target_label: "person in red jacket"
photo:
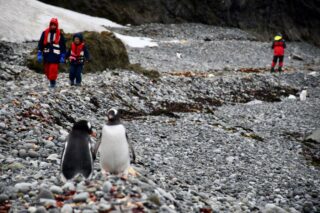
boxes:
[66,33,90,86]
[37,18,66,88]
[271,33,286,73]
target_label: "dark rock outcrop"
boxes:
[39,0,320,45]
[303,128,320,166]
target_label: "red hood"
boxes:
[49,18,59,29]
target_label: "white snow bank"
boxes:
[246,99,263,105]
[114,33,158,48]
[0,0,158,48]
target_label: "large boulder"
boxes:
[40,0,320,45]
[27,31,129,73]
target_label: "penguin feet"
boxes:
[128,166,138,177]
[119,167,138,180]
[60,174,67,183]
[101,169,109,178]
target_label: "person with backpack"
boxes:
[37,18,66,88]
[271,33,286,73]
[66,33,90,86]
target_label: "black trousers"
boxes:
[272,55,284,67]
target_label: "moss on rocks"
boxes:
[126,63,160,80]
[27,31,129,73]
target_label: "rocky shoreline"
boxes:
[1,24,320,212]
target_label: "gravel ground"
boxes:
[1,24,320,212]
[110,23,320,72]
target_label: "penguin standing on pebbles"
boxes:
[61,120,96,180]
[95,108,136,175]
[300,87,308,101]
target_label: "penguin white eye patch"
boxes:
[108,108,118,115]
[87,122,91,130]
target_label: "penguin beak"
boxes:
[91,131,97,137]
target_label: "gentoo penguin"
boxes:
[61,120,96,180]
[95,108,136,175]
[299,88,307,101]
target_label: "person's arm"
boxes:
[59,33,66,54]
[283,40,286,49]
[271,41,275,49]
[38,32,45,51]
[65,49,71,59]
[84,45,90,61]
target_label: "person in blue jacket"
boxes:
[66,33,90,86]
[37,18,66,88]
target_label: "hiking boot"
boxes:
[278,67,282,73]
[49,80,56,88]
[271,67,275,73]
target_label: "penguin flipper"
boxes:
[92,140,101,160]
[126,133,136,163]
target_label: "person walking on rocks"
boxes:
[66,33,90,86]
[271,33,286,73]
[37,18,66,88]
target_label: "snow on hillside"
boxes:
[0,0,157,48]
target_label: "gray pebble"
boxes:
[73,192,89,202]
[98,203,112,211]
[37,188,55,200]
[14,182,32,193]
[19,149,28,158]
[28,149,40,158]
[0,194,9,203]
[61,204,73,213]
[49,185,63,194]
[102,181,112,193]
[62,182,75,192]
[35,206,48,213]
[302,202,314,213]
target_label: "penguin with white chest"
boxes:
[61,120,96,180]
[95,109,136,175]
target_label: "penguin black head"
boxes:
[72,120,94,135]
[107,108,121,124]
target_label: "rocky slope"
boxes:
[111,23,320,72]
[39,0,320,45]
[1,24,320,212]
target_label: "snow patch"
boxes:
[287,95,297,100]
[0,0,158,48]
[114,33,158,48]
[246,99,263,105]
